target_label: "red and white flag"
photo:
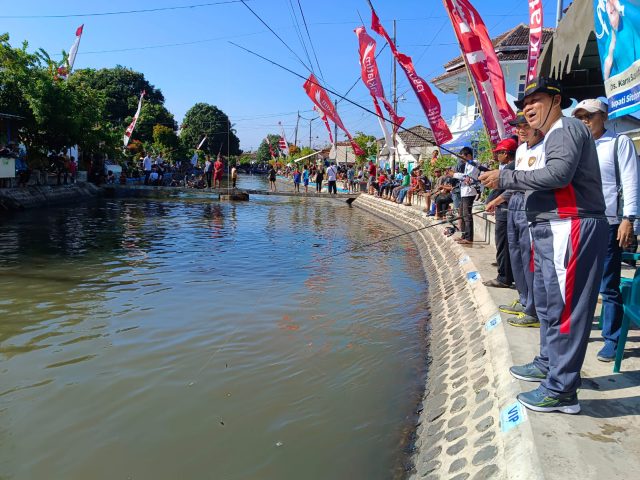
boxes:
[355,26,405,132]
[123,90,145,147]
[443,0,514,143]
[196,135,207,149]
[370,9,452,146]
[67,24,84,73]
[313,105,334,144]
[277,121,290,156]
[303,74,366,157]
[526,0,543,83]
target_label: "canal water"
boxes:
[0,177,430,480]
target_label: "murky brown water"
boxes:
[0,180,429,479]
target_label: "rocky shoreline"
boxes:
[353,194,540,480]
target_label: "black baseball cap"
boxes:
[514,76,572,109]
[508,110,527,126]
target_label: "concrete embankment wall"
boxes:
[0,183,100,211]
[353,195,542,480]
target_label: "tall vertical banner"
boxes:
[123,91,145,147]
[303,74,366,156]
[67,24,84,72]
[369,8,453,145]
[443,0,514,143]
[527,0,543,82]
[354,26,400,151]
[594,0,640,118]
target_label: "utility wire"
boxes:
[240,0,314,75]
[0,0,247,19]
[286,0,315,76]
[297,0,326,81]
[228,40,470,160]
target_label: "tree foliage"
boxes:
[256,134,281,163]
[352,131,377,164]
[180,103,240,157]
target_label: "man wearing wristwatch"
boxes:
[573,99,640,362]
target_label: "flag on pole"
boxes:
[313,105,334,144]
[277,121,290,156]
[197,135,207,150]
[355,26,405,131]
[369,7,452,146]
[442,0,514,143]
[67,25,84,73]
[123,91,145,147]
[526,0,543,83]
[303,73,366,156]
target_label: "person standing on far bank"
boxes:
[327,162,338,194]
[572,98,639,362]
[268,165,277,192]
[480,77,608,414]
[453,146,479,245]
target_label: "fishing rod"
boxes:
[228,41,469,162]
[319,215,461,260]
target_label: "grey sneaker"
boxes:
[509,362,546,382]
[507,313,540,328]
[499,299,525,315]
[517,386,580,414]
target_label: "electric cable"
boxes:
[296,0,326,81]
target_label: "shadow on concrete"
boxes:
[580,395,640,418]
[581,370,640,392]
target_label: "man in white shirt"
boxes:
[573,98,640,362]
[453,146,480,245]
[142,153,152,185]
[326,162,338,194]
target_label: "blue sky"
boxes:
[2,0,563,151]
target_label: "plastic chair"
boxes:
[614,252,640,372]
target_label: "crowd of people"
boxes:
[275,161,363,194]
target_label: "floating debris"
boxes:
[275,441,283,447]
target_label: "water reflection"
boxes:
[0,188,429,480]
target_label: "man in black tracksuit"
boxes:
[480,77,607,414]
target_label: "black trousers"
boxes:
[328,180,337,194]
[205,171,212,188]
[460,196,474,241]
[495,208,513,284]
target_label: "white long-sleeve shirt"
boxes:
[595,130,639,225]
[453,160,480,197]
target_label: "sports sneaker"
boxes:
[499,299,525,315]
[517,386,580,414]
[509,362,546,382]
[597,342,616,362]
[507,313,540,328]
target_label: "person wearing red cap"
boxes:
[483,138,517,289]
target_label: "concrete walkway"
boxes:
[367,194,640,479]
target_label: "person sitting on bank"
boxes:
[106,170,116,184]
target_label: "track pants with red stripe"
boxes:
[530,217,608,396]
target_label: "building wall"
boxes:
[449,61,527,136]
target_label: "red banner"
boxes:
[370,10,452,146]
[527,0,543,83]
[303,74,366,156]
[443,0,514,143]
[313,105,334,144]
[355,26,405,131]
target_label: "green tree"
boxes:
[180,103,240,157]
[352,131,377,164]
[152,124,181,160]
[256,134,281,163]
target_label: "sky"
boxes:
[2,0,565,152]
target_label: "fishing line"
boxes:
[227,41,470,161]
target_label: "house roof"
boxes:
[432,24,555,86]
[377,125,436,148]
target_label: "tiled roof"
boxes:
[376,125,435,148]
[433,24,555,84]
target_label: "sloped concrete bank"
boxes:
[0,183,100,211]
[353,195,542,480]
